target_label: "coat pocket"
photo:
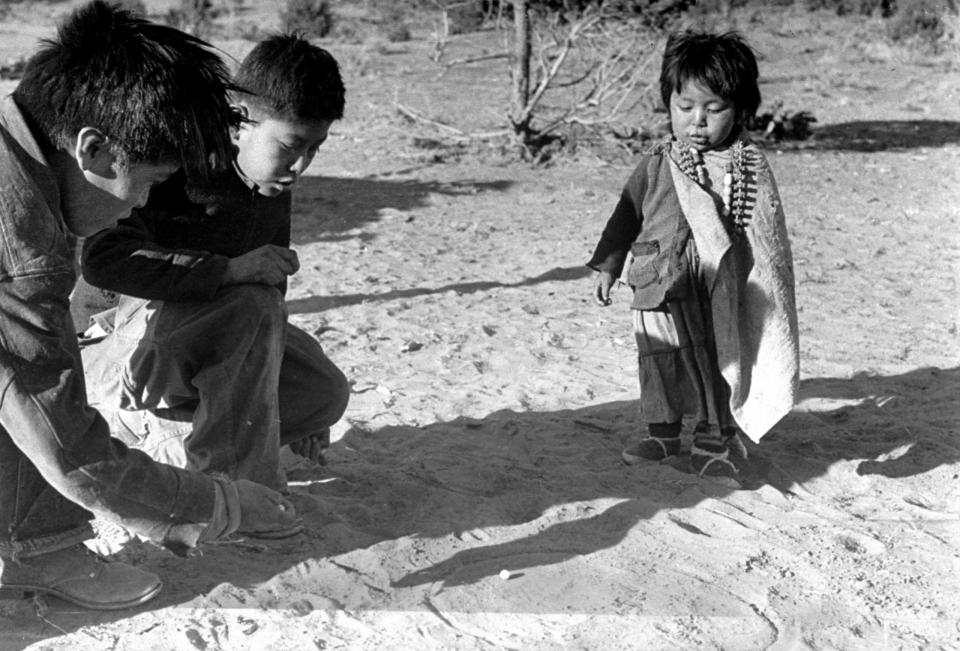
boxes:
[626,240,660,289]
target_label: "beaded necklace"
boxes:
[673,139,752,235]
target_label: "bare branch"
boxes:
[395,102,509,142]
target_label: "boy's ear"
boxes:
[232,102,250,120]
[231,102,250,141]
[74,127,116,175]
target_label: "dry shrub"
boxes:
[941,8,960,59]
[887,0,958,46]
[801,0,895,16]
[376,2,414,41]
[281,0,334,38]
[109,0,148,17]
[164,0,218,37]
[446,2,487,33]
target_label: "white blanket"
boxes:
[668,143,799,442]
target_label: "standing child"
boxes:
[588,31,799,482]
[78,35,350,491]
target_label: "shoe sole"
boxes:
[0,581,162,611]
[240,522,305,540]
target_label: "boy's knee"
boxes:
[329,364,350,420]
[218,284,283,313]
[310,359,350,425]
[216,285,285,333]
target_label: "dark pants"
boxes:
[633,245,734,430]
[0,275,215,559]
[82,285,350,490]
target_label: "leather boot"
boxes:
[0,544,161,610]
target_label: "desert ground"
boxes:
[1,1,959,649]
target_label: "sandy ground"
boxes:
[1,2,960,649]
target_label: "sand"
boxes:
[1,2,959,649]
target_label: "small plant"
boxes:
[802,0,895,16]
[164,0,217,38]
[746,102,817,141]
[447,1,487,33]
[887,0,957,45]
[280,0,334,38]
[109,0,148,17]
[378,3,413,42]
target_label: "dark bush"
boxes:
[281,0,334,38]
[377,3,414,41]
[802,0,896,16]
[447,2,488,33]
[164,0,217,37]
[887,0,956,41]
[109,0,148,17]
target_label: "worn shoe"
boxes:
[239,522,304,540]
[0,544,161,610]
[622,435,682,464]
[690,427,748,482]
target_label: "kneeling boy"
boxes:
[0,2,297,611]
[79,35,350,490]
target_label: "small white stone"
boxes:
[499,569,511,581]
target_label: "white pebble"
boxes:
[499,569,511,581]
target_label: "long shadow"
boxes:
[4,366,954,644]
[286,265,592,314]
[289,175,514,244]
[781,120,960,152]
[384,367,959,590]
[768,365,960,480]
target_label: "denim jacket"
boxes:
[0,96,218,556]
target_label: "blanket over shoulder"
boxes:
[668,143,799,442]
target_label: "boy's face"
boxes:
[233,108,331,197]
[669,80,737,152]
[61,128,176,236]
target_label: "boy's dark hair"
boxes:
[233,34,345,123]
[12,0,235,176]
[659,30,761,120]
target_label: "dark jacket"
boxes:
[0,96,216,556]
[81,167,291,302]
[587,143,692,309]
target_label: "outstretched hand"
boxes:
[224,244,300,286]
[234,479,299,535]
[593,270,615,306]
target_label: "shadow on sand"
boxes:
[290,175,515,244]
[286,265,592,314]
[779,119,960,152]
[3,366,955,644]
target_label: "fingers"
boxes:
[235,479,299,530]
[262,245,299,276]
[593,274,613,306]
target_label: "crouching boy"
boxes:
[79,34,351,491]
[0,1,298,611]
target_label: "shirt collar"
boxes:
[0,95,51,167]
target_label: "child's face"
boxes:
[61,128,177,236]
[669,80,738,152]
[233,108,331,197]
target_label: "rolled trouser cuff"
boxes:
[0,522,94,561]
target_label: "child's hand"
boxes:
[593,271,615,306]
[224,245,300,286]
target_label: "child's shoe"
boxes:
[690,424,747,481]
[622,422,682,464]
